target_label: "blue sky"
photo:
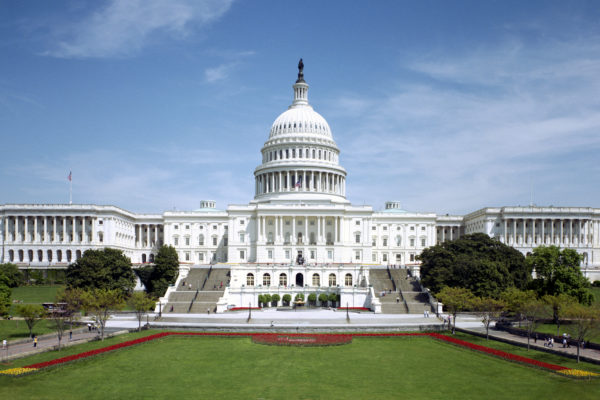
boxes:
[1,0,599,214]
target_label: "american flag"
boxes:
[295,179,302,188]
[68,171,72,182]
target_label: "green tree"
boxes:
[48,306,69,351]
[16,304,46,338]
[318,293,328,307]
[527,246,593,305]
[81,288,125,340]
[263,294,272,307]
[419,233,530,298]
[500,287,537,327]
[308,293,317,306]
[328,292,338,307]
[0,263,23,287]
[0,282,11,318]
[294,293,305,303]
[258,294,265,307]
[271,293,281,307]
[437,287,475,334]
[282,294,292,305]
[542,293,577,336]
[66,248,135,296]
[147,245,179,297]
[521,299,549,351]
[56,287,85,327]
[129,291,156,332]
[473,297,505,340]
[563,303,600,363]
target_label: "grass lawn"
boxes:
[0,319,66,340]
[1,332,599,399]
[591,287,600,305]
[9,285,65,314]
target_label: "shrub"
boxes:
[318,293,328,306]
[258,294,265,306]
[264,294,272,307]
[328,292,338,307]
[308,293,317,306]
[271,293,281,306]
[282,294,292,305]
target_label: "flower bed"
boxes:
[336,307,371,312]
[228,307,262,311]
[1,332,597,379]
[252,333,352,347]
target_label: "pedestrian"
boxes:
[69,330,73,341]
[33,336,38,348]
[549,337,553,348]
[424,309,427,318]
[170,305,174,312]
[182,280,186,287]
[220,281,223,288]
[562,337,567,348]
[188,283,192,290]
[396,296,400,303]
[87,323,91,332]
[207,308,210,315]
[534,333,538,343]
[2,339,6,349]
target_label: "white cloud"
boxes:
[335,39,600,213]
[205,63,236,83]
[44,0,234,58]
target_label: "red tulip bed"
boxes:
[252,333,353,346]
[336,307,371,312]
[2,332,598,378]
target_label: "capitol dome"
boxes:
[253,60,347,204]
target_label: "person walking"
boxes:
[69,330,73,341]
[33,336,38,348]
[2,339,6,350]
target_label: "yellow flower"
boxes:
[557,369,600,378]
[0,367,38,376]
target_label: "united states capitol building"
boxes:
[1,62,599,311]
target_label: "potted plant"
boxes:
[271,293,281,307]
[308,293,317,307]
[318,293,328,307]
[328,292,338,308]
[282,294,292,306]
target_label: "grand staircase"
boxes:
[164,267,230,314]
[370,267,431,314]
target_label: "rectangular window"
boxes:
[310,250,315,259]
[240,220,245,225]
[174,225,179,230]
[212,237,217,246]
[410,253,415,262]
[185,225,190,230]
[421,226,426,231]
[240,250,245,260]
[410,226,414,231]
[285,250,290,259]
[240,233,245,242]
[355,251,360,260]
[410,238,415,247]
[421,238,426,247]
[355,234,360,244]
[213,225,217,230]
[198,253,204,261]
[174,237,179,246]
[355,220,360,225]
[372,253,377,262]
[268,250,273,259]
[185,252,190,261]
[185,237,190,246]
[327,250,333,259]
[372,226,376,230]
[383,226,387,230]
[99,220,103,225]
[383,238,388,246]
[383,253,388,262]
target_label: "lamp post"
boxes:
[346,301,350,323]
[247,302,252,322]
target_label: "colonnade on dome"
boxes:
[255,170,345,197]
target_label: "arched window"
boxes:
[142,254,147,263]
[329,273,336,286]
[279,273,287,286]
[57,250,62,262]
[66,250,72,262]
[18,250,24,262]
[396,236,402,246]
[263,273,271,287]
[345,273,353,286]
[47,250,52,262]
[312,273,320,286]
[149,254,155,262]
[198,234,204,246]
[246,273,254,286]
[38,250,43,262]
[8,250,14,262]
[76,250,82,260]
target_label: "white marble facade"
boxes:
[1,66,599,294]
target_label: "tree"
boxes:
[263,294,272,307]
[328,292,338,308]
[419,233,530,298]
[500,287,537,327]
[16,304,46,338]
[473,297,505,340]
[48,306,70,351]
[81,288,125,340]
[66,248,135,296]
[257,294,265,307]
[271,293,281,307]
[527,246,593,305]
[129,291,155,332]
[563,303,600,362]
[0,263,23,287]
[521,299,549,351]
[146,245,180,298]
[308,293,317,306]
[542,293,577,336]
[318,293,328,307]
[282,294,292,306]
[294,293,305,303]
[0,282,12,318]
[57,287,85,328]
[437,287,475,334]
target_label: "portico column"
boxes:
[512,219,516,244]
[292,217,296,244]
[90,217,95,244]
[504,220,507,243]
[62,218,66,243]
[522,218,525,245]
[304,216,308,244]
[579,220,582,246]
[53,216,57,243]
[43,217,48,243]
[317,216,321,243]
[569,219,573,244]
[532,219,536,245]
[72,216,76,243]
[551,219,554,244]
[81,217,86,243]
[541,219,544,245]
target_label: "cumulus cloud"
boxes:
[44,0,233,58]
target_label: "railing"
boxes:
[201,265,213,291]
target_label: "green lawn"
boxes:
[535,323,600,343]
[10,285,64,304]
[0,319,65,340]
[1,332,599,399]
[591,287,600,305]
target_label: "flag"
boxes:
[295,179,302,188]
[68,171,72,182]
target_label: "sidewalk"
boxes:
[455,317,600,363]
[1,328,107,362]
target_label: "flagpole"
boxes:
[69,179,72,205]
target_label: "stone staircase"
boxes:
[369,269,407,314]
[164,266,229,314]
[390,268,432,314]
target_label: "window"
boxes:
[372,226,376,231]
[372,253,377,262]
[355,220,360,225]
[421,226,426,231]
[410,226,414,231]
[279,273,287,286]
[397,226,401,231]
[383,226,387,231]
[174,236,179,246]
[310,250,315,259]
[327,250,333,259]
[240,250,245,260]
[185,252,190,261]
[212,237,217,246]
[99,220,103,225]
[198,253,204,262]
[421,238,426,247]
[329,274,336,286]
[410,238,415,247]
[246,273,254,286]
[239,233,245,243]
[345,274,353,286]
[383,253,388,262]
[199,235,204,246]
[312,273,320,286]
[396,236,402,246]
[268,250,273,259]
[174,225,179,230]
[185,237,190,246]
[240,220,245,225]
[355,251,361,260]
[372,238,376,246]
[185,225,190,230]
[213,225,217,230]
[410,254,415,262]
[285,249,291,259]
[355,234,361,244]
[263,273,271,287]
[383,238,388,246]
